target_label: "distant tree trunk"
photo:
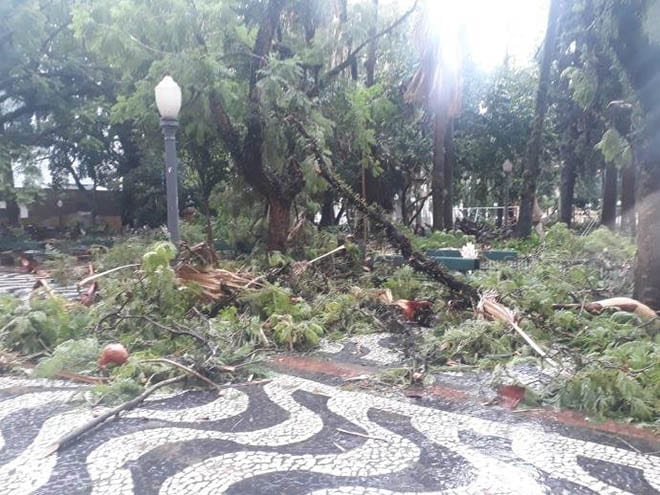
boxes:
[201,198,214,247]
[601,163,618,228]
[400,183,409,225]
[1,164,19,226]
[620,162,635,234]
[431,113,448,231]
[365,0,378,87]
[319,190,336,227]
[611,2,660,308]
[267,196,291,252]
[517,0,561,237]
[443,119,455,230]
[559,157,577,226]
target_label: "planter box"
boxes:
[483,250,518,261]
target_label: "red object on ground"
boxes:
[98,343,129,368]
[497,385,526,409]
[394,299,433,321]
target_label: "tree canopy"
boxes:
[2,0,660,304]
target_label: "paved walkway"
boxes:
[0,271,659,494]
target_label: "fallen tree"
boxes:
[292,119,480,305]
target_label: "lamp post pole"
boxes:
[502,159,513,228]
[161,118,180,245]
[155,76,182,246]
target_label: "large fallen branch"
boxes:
[292,120,479,305]
[44,375,185,457]
[552,297,657,320]
[479,293,559,368]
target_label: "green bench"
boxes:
[377,254,479,272]
[483,250,518,261]
[376,249,517,272]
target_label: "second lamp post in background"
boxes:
[502,159,513,228]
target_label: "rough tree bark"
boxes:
[607,100,635,235]
[431,114,448,231]
[620,162,635,235]
[611,1,660,308]
[557,87,581,226]
[443,120,455,230]
[517,0,562,237]
[559,153,577,226]
[601,162,618,229]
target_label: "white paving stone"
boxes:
[0,374,657,495]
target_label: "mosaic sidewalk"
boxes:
[0,374,658,495]
[0,271,79,300]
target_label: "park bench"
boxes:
[376,249,518,272]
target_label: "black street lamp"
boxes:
[502,159,513,228]
[154,76,182,245]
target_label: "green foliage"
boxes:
[34,338,100,378]
[561,66,597,109]
[92,378,145,404]
[241,285,306,319]
[95,235,161,270]
[179,221,208,244]
[427,319,516,365]
[595,128,632,167]
[142,242,176,273]
[313,290,374,334]
[268,314,324,350]
[559,355,658,422]
[240,284,322,350]
[382,266,423,300]
[0,297,93,354]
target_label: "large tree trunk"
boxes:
[620,162,635,235]
[601,162,618,228]
[431,113,448,231]
[611,2,660,308]
[517,0,561,237]
[443,119,455,230]
[267,196,291,252]
[557,101,580,226]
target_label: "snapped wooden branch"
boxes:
[44,375,185,457]
[552,297,657,319]
[478,293,559,368]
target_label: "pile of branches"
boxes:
[175,242,262,301]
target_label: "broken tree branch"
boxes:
[316,0,418,92]
[479,294,559,368]
[77,264,140,287]
[552,297,657,319]
[44,375,185,456]
[291,118,479,304]
[140,358,221,390]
